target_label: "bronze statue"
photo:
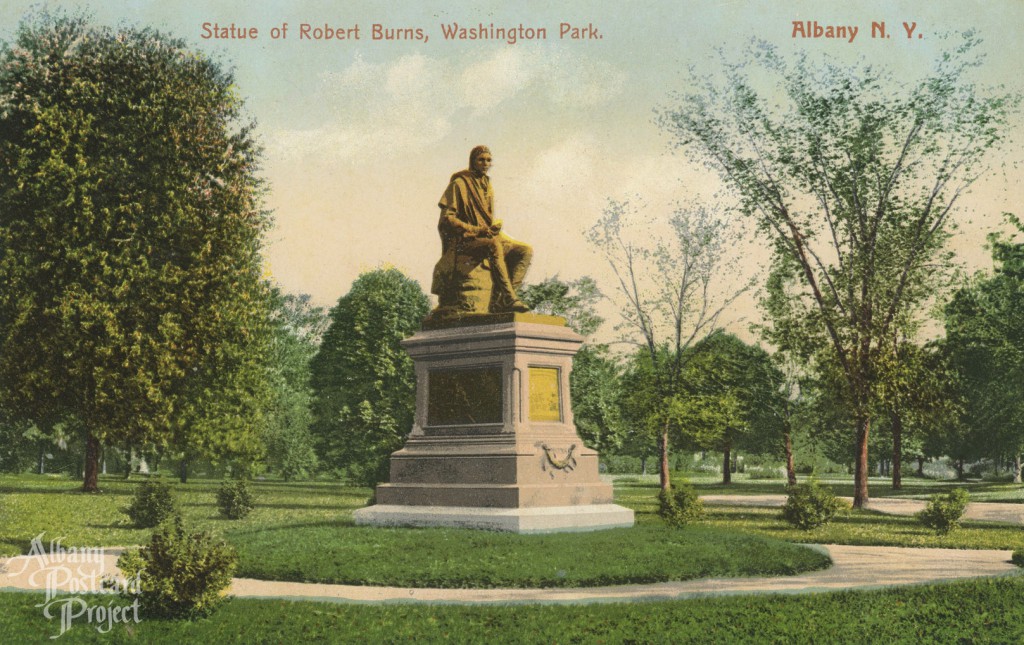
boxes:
[430,146,532,316]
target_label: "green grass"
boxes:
[229,523,829,588]
[4,576,1024,643]
[617,480,1024,551]
[0,474,830,588]
[662,473,1024,503]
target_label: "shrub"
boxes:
[657,480,704,528]
[217,479,255,520]
[1012,549,1024,568]
[917,489,970,535]
[781,480,845,530]
[125,478,177,528]
[117,514,237,619]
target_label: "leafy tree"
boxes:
[662,35,1018,506]
[682,332,787,484]
[310,268,429,486]
[260,288,326,481]
[0,14,272,490]
[588,202,750,490]
[520,276,625,453]
[942,216,1024,480]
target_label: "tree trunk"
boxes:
[917,456,925,477]
[891,412,903,490]
[1014,455,1022,484]
[853,416,870,508]
[83,433,101,492]
[954,459,965,480]
[722,445,731,485]
[38,445,45,475]
[659,424,671,492]
[784,431,797,486]
[179,457,189,484]
[641,456,647,476]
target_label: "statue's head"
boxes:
[469,145,492,175]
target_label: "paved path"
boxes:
[700,494,1024,525]
[1,544,1018,605]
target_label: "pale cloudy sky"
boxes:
[1,0,1021,343]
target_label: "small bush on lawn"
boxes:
[217,479,255,519]
[781,480,845,530]
[125,478,177,528]
[117,514,237,619]
[917,488,970,535]
[658,480,704,527]
[1012,549,1024,567]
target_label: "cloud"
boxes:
[266,48,626,163]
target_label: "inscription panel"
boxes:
[428,367,503,425]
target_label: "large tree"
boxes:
[942,216,1024,480]
[310,268,429,487]
[662,35,1017,506]
[260,288,327,481]
[0,14,271,491]
[588,202,750,490]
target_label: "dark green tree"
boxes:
[260,288,326,481]
[310,268,429,486]
[0,14,272,491]
[662,35,1017,506]
[942,216,1024,480]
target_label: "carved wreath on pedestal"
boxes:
[541,443,577,478]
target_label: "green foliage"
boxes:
[117,514,237,619]
[216,479,255,520]
[916,489,970,535]
[663,35,1020,505]
[310,268,429,486]
[125,478,178,528]
[657,480,705,527]
[0,13,273,486]
[1012,549,1024,568]
[261,288,326,481]
[520,275,603,337]
[11,576,1024,642]
[781,480,845,530]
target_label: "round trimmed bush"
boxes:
[125,478,177,528]
[658,479,705,528]
[916,488,970,535]
[781,479,845,530]
[217,479,255,520]
[117,514,237,619]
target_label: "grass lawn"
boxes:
[663,472,1024,503]
[3,576,1024,643]
[4,472,1024,588]
[0,473,830,588]
[618,480,1024,551]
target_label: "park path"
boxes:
[0,543,1018,605]
[700,494,1024,525]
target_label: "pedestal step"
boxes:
[352,504,635,534]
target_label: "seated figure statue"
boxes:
[430,146,533,317]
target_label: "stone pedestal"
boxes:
[353,313,634,533]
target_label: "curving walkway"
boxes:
[701,494,1024,525]
[1,543,1019,605]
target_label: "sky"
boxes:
[1,0,1021,344]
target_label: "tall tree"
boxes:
[0,14,272,491]
[662,35,1017,506]
[261,288,327,481]
[588,202,750,491]
[310,268,429,487]
[942,216,1024,480]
